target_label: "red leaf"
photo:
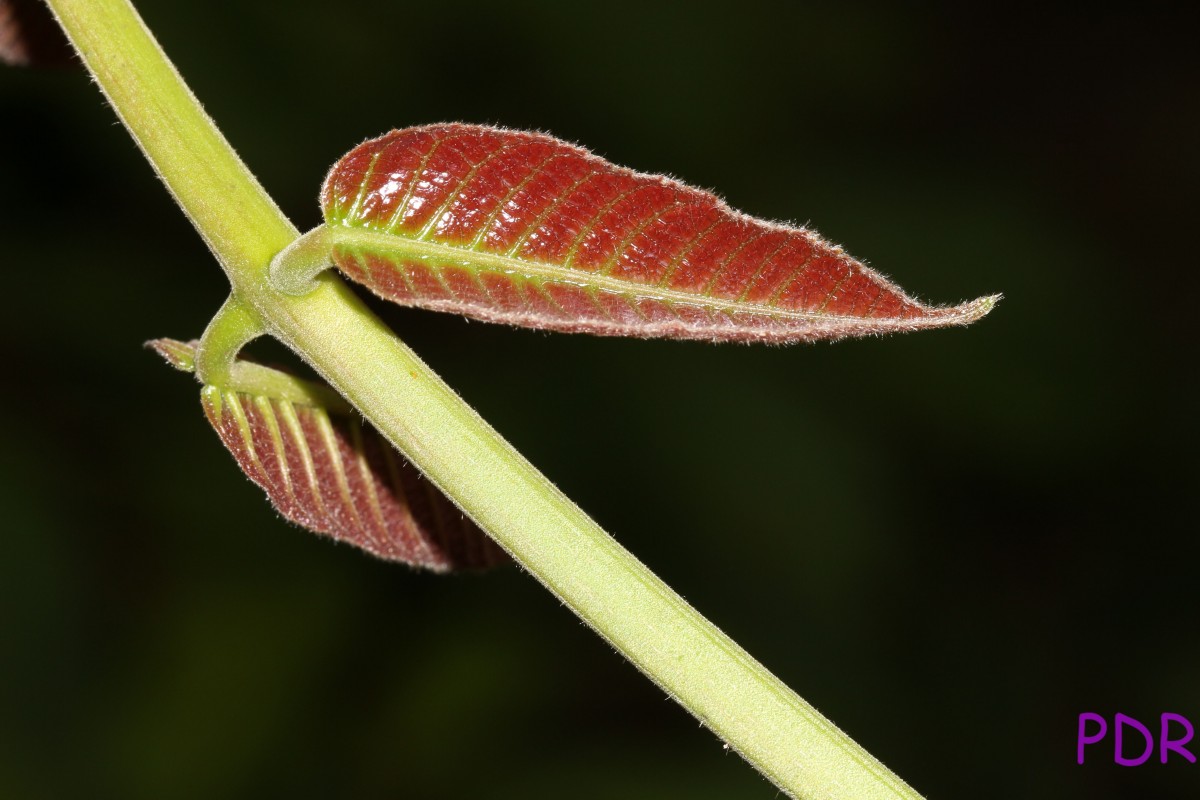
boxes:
[320,124,997,343]
[148,339,507,572]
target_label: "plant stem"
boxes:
[45,1,924,797]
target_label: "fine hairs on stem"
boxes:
[39,1,995,797]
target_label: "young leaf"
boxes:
[148,339,508,572]
[318,123,997,343]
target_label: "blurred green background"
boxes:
[2,2,1197,798]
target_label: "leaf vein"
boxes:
[734,236,792,302]
[330,226,949,328]
[346,150,383,224]
[414,138,530,242]
[654,214,725,289]
[562,182,646,269]
[504,170,600,258]
[312,406,367,536]
[597,196,685,278]
[700,229,771,297]
[468,150,564,252]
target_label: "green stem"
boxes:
[196,296,264,386]
[45,1,923,797]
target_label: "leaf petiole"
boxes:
[196,296,264,385]
[268,225,337,296]
[192,298,350,410]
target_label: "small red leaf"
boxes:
[148,339,507,572]
[320,124,997,343]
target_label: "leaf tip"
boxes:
[960,292,1002,323]
[919,292,1001,330]
[146,338,198,372]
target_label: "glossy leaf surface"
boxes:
[321,124,997,343]
[149,339,507,572]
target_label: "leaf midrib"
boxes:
[326,224,993,328]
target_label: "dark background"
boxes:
[2,2,1197,798]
